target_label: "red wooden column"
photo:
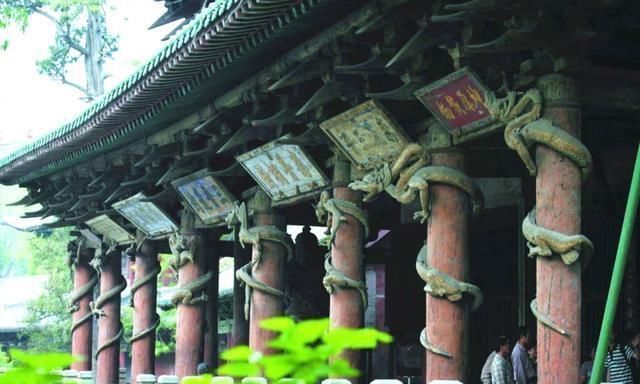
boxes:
[130,235,160,379]
[330,159,365,370]
[70,244,96,371]
[425,150,470,382]
[203,239,219,369]
[535,74,581,384]
[95,246,125,384]
[175,213,207,378]
[250,191,287,354]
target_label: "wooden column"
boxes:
[203,238,219,369]
[70,245,96,371]
[330,159,365,371]
[536,74,581,384]
[232,236,250,346]
[130,235,159,379]
[95,246,125,384]
[425,150,470,382]
[175,213,207,379]
[250,191,287,354]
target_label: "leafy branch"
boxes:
[216,317,392,384]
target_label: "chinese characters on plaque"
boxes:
[236,142,329,203]
[172,169,235,226]
[415,67,496,135]
[85,214,135,244]
[319,99,411,170]
[112,193,178,238]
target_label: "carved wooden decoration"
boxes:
[319,99,411,170]
[172,169,236,227]
[236,141,329,205]
[415,67,495,136]
[85,214,135,244]
[112,193,177,238]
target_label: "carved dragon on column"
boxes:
[67,237,98,336]
[89,241,127,359]
[349,140,485,358]
[126,239,162,344]
[225,202,294,320]
[490,86,594,336]
[168,232,211,306]
[314,190,370,310]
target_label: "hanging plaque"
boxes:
[236,141,329,204]
[415,67,495,135]
[85,215,135,244]
[171,169,236,226]
[112,193,177,238]
[319,99,410,170]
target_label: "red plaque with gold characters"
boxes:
[415,67,495,135]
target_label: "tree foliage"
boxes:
[0,0,118,100]
[21,228,73,353]
[218,317,393,384]
[0,349,73,384]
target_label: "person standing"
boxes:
[580,347,594,384]
[481,350,496,384]
[605,331,640,384]
[492,335,514,384]
[512,326,536,384]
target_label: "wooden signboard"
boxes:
[112,193,177,238]
[172,169,236,227]
[319,99,411,170]
[85,214,135,244]
[415,67,496,137]
[236,141,329,205]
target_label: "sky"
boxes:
[0,1,180,155]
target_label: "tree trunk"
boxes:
[85,10,104,99]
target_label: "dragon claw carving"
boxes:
[416,245,483,311]
[349,144,428,204]
[493,88,592,179]
[171,270,213,306]
[168,233,197,273]
[236,260,288,320]
[522,208,593,268]
[315,191,369,248]
[323,252,368,309]
[407,166,484,223]
[226,202,293,264]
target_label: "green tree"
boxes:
[0,0,118,100]
[21,228,72,352]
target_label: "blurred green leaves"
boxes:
[217,317,392,384]
[0,349,74,384]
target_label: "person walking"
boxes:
[492,335,514,384]
[512,326,536,384]
[481,350,496,384]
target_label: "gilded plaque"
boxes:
[85,214,135,244]
[112,193,177,238]
[319,99,410,170]
[415,67,495,135]
[236,141,329,203]
[172,169,236,226]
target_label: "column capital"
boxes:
[537,74,579,108]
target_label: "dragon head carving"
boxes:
[348,164,393,202]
